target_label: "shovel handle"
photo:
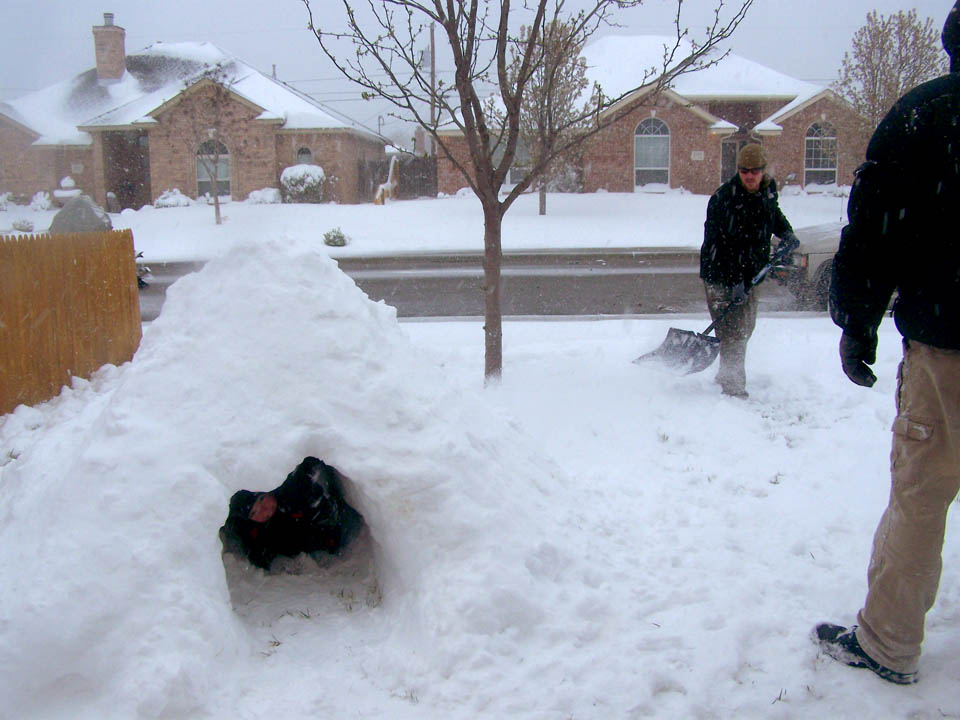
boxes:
[701,247,791,336]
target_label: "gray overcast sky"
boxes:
[0,0,953,141]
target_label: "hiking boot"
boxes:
[721,387,749,399]
[813,623,918,685]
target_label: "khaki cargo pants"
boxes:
[856,339,960,674]
[704,282,758,395]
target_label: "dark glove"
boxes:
[775,232,800,262]
[839,331,877,387]
[731,282,747,306]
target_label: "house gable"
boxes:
[584,90,733,195]
[761,92,866,189]
[143,77,275,126]
[143,82,279,204]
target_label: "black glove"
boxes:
[731,282,747,306]
[839,331,877,387]
[775,233,800,262]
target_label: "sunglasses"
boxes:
[738,166,765,175]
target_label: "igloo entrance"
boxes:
[219,457,380,613]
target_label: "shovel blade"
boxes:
[633,327,721,375]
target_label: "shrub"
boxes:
[0,192,9,211]
[247,188,282,204]
[281,164,325,203]
[323,227,348,247]
[154,189,194,208]
[12,218,34,232]
[30,191,52,211]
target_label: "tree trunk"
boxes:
[481,203,504,383]
[213,155,223,225]
[539,182,547,216]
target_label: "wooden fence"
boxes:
[359,153,438,201]
[0,229,141,416]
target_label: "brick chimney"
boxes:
[92,12,126,82]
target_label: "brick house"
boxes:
[0,13,385,209]
[437,36,866,197]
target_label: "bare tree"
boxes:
[834,9,948,138]
[180,63,238,225]
[503,19,592,216]
[302,0,754,382]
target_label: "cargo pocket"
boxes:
[890,414,934,474]
[891,416,934,441]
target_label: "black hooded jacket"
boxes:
[700,174,794,288]
[829,71,960,349]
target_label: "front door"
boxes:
[720,135,765,186]
[103,130,151,210]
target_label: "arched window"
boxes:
[634,118,670,187]
[805,122,837,186]
[197,139,230,198]
[296,147,313,165]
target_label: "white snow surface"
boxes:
[582,36,821,101]
[1,191,959,719]
[95,187,847,262]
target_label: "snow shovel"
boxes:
[633,247,791,374]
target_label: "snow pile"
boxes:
[153,188,194,208]
[280,164,326,186]
[30,190,51,211]
[0,235,574,718]
[246,187,281,204]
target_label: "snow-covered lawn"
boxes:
[1,186,849,261]
[1,191,957,719]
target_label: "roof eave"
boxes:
[681,93,799,103]
[765,89,846,125]
[598,87,727,127]
[277,125,384,143]
[0,112,41,139]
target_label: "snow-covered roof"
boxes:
[582,34,824,109]
[754,88,845,134]
[1,41,382,146]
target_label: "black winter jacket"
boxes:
[700,174,795,288]
[830,72,960,350]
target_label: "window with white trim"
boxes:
[634,118,670,186]
[804,122,837,186]
[296,147,313,164]
[197,139,230,197]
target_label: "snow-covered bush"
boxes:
[0,192,9,211]
[12,218,34,232]
[247,188,281,204]
[545,162,583,193]
[53,176,82,206]
[323,227,348,247]
[281,164,325,204]
[30,191,51,211]
[154,188,194,208]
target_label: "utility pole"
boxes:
[429,23,436,156]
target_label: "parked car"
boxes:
[772,221,843,310]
